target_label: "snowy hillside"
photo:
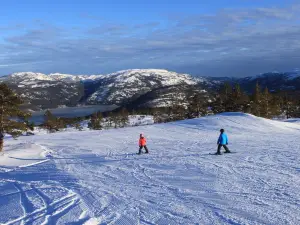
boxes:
[1,113,299,224]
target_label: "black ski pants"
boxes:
[217,144,230,154]
[138,145,149,154]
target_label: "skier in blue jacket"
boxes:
[216,129,231,155]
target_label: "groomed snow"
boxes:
[0,113,300,224]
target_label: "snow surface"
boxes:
[284,118,300,124]
[0,113,300,224]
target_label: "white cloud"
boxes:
[1,3,300,76]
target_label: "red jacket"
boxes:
[139,137,146,146]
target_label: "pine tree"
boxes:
[221,82,233,111]
[261,87,272,118]
[211,83,233,113]
[270,95,282,118]
[75,123,83,131]
[109,112,119,128]
[231,84,249,112]
[0,84,31,151]
[211,94,225,114]
[234,83,242,99]
[120,108,129,127]
[251,82,262,116]
[171,94,186,121]
[43,110,66,132]
[152,108,162,123]
[188,93,207,118]
[88,112,103,130]
[106,112,111,128]
[280,92,298,119]
[44,110,58,132]
[23,116,35,135]
[294,99,300,118]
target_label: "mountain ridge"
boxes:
[0,69,208,110]
[1,69,300,111]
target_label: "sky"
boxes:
[1,0,300,77]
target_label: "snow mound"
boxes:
[0,143,51,170]
[175,112,300,133]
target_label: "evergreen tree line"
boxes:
[135,82,300,122]
[211,82,300,119]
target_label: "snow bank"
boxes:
[0,143,50,170]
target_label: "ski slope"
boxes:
[0,113,300,225]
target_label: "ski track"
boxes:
[0,113,300,224]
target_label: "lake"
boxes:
[30,105,119,125]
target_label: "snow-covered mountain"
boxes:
[0,69,212,110]
[2,69,300,111]
[84,69,206,105]
[0,72,85,110]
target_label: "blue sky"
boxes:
[1,0,300,77]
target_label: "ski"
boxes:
[209,152,237,155]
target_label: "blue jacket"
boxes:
[218,133,228,145]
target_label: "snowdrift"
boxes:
[0,143,51,171]
[0,113,299,224]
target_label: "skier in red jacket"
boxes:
[138,133,149,154]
